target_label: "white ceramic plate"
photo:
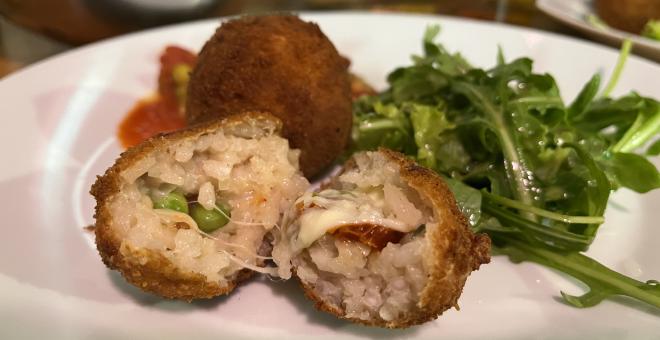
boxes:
[1,12,659,340]
[536,0,660,62]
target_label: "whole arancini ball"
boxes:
[186,15,352,178]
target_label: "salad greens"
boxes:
[642,20,660,41]
[351,26,660,309]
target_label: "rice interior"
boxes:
[108,124,309,285]
[273,151,435,321]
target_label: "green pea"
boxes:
[172,64,191,106]
[172,64,191,84]
[153,192,189,214]
[190,202,230,233]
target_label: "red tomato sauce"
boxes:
[117,46,196,148]
[117,96,185,148]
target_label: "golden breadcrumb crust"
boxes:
[91,112,282,300]
[185,14,352,178]
[297,149,491,328]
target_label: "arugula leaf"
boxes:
[571,94,645,137]
[452,79,540,208]
[444,177,483,227]
[483,204,592,250]
[497,235,660,309]
[642,20,660,41]
[563,144,611,217]
[600,152,660,193]
[568,74,600,117]
[610,96,660,153]
[416,25,470,76]
[601,39,632,98]
[482,190,604,225]
[647,140,660,156]
[351,98,416,155]
[387,65,449,103]
[408,103,458,171]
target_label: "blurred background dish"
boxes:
[0,0,593,78]
[536,0,660,62]
[593,0,659,34]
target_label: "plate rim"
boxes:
[536,0,660,52]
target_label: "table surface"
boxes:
[0,0,634,78]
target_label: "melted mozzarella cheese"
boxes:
[294,189,419,250]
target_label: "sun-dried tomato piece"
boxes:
[330,223,405,250]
